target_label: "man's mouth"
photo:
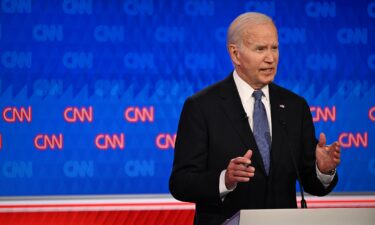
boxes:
[260,68,274,73]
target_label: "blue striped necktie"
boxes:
[252,90,271,174]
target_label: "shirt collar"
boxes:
[233,70,270,102]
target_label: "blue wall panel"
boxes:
[0,0,374,196]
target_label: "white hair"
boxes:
[226,12,275,49]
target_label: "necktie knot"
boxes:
[252,90,263,101]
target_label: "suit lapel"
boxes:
[269,83,287,174]
[218,75,266,174]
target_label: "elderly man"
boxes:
[169,12,341,225]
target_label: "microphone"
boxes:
[279,118,307,208]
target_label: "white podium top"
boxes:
[224,208,375,225]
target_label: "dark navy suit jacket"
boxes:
[169,73,338,225]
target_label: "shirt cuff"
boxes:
[219,170,236,199]
[316,164,336,188]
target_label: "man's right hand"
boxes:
[225,150,255,190]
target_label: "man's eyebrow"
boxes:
[254,44,267,48]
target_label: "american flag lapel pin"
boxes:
[279,104,285,108]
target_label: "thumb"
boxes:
[243,149,253,159]
[318,133,326,148]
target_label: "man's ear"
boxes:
[228,44,240,66]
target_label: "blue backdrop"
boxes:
[0,0,374,196]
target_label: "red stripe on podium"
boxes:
[0,210,195,225]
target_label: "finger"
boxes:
[318,132,326,148]
[233,177,250,182]
[332,141,340,147]
[227,170,249,180]
[231,156,251,166]
[229,168,256,183]
[236,165,255,173]
[232,170,255,178]
[334,152,341,160]
[227,166,255,179]
[229,163,248,171]
[334,142,341,152]
[330,141,340,151]
[243,150,253,159]
[325,141,340,154]
[243,150,253,167]
[246,166,255,173]
[327,144,336,153]
[229,150,253,168]
[328,145,341,156]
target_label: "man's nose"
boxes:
[264,50,275,63]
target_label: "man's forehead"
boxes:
[242,28,278,42]
[242,22,277,33]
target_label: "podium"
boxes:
[223,208,375,225]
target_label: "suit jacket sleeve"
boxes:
[298,98,338,196]
[169,96,222,206]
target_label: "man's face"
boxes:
[230,22,279,89]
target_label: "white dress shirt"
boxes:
[219,70,335,198]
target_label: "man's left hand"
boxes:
[316,133,341,174]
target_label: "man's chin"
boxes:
[262,76,275,85]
